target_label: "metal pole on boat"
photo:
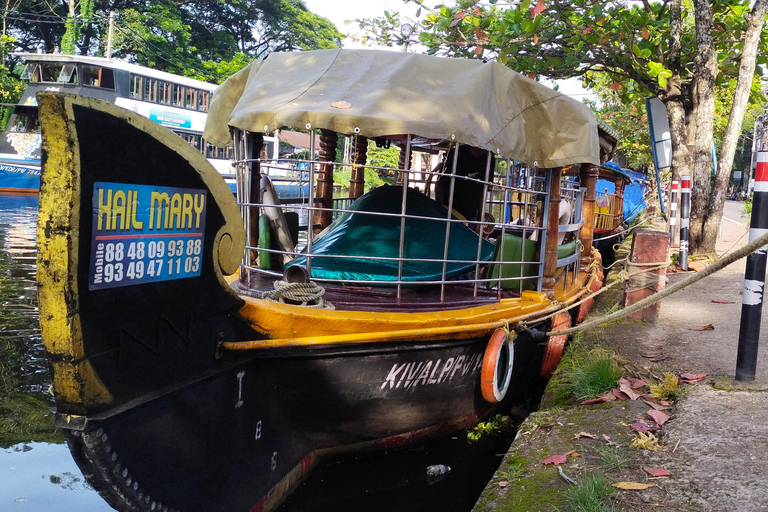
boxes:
[669,180,678,248]
[397,135,412,303]
[736,148,768,381]
[678,175,690,271]
[306,125,316,277]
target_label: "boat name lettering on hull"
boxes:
[381,352,484,390]
[89,182,207,290]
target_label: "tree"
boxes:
[3,1,342,82]
[358,0,768,255]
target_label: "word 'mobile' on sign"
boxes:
[89,182,207,290]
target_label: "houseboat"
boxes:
[36,49,618,512]
[0,53,277,194]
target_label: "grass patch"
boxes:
[594,445,630,471]
[563,472,615,512]
[570,351,623,400]
[496,453,528,481]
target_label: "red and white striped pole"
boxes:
[669,180,678,248]
[736,150,768,380]
[678,175,691,271]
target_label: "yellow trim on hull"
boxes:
[230,270,592,348]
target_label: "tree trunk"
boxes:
[704,0,768,245]
[689,0,718,255]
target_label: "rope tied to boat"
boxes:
[262,280,335,309]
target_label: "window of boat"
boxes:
[129,75,143,99]
[172,84,184,107]
[196,90,208,112]
[185,88,196,109]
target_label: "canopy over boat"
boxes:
[204,49,601,168]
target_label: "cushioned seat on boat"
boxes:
[287,186,494,284]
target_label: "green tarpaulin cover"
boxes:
[287,186,494,284]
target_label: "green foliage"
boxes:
[366,139,400,170]
[467,414,515,442]
[563,472,615,512]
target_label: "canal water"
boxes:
[0,197,516,512]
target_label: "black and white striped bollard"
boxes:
[669,180,678,248]
[736,151,768,380]
[678,175,690,271]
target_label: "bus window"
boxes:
[8,114,39,133]
[205,142,216,159]
[172,85,184,107]
[196,91,208,112]
[57,63,77,84]
[157,81,170,104]
[99,68,115,89]
[81,65,102,87]
[28,63,66,82]
[130,75,143,99]
[185,88,196,109]
[144,78,156,102]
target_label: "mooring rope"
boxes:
[548,230,768,336]
[262,280,335,309]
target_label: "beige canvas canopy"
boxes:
[204,49,601,168]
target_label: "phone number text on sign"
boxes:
[89,182,207,290]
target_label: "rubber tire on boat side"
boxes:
[540,312,572,379]
[480,329,514,403]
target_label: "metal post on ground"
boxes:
[679,175,690,271]
[736,150,768,381]
[669,180,678,248]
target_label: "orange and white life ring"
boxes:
[480,329,515,403]
[540,312,571,378]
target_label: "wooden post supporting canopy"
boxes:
[350,134,367,199]
[613,176,626,229]
[579,163,599,265]
[542,167,563,296]
[314,129,337,232]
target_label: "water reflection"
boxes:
[0,195,112,512]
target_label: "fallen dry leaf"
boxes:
[330,100,352,109]
[541,453,567,465]
[574,432,597,440]
[619,378,643,400]
[644,400,669,411]
[680,373,708,383]
[631,422,654,433]
[712,299,735,304]
[689,324,715,331]
[641,353,658,358]
[647,409,670,426]
[626,377,650,388]
[643,467,671,478]
[613,388,631,401]
[614,481,656,490]
[582,391,617,405]
[498,480,510,487]
[603,434,617,446]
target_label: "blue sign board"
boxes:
[89,182,207,290]
[149,108,192,129]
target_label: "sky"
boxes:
[301,0,595,101]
